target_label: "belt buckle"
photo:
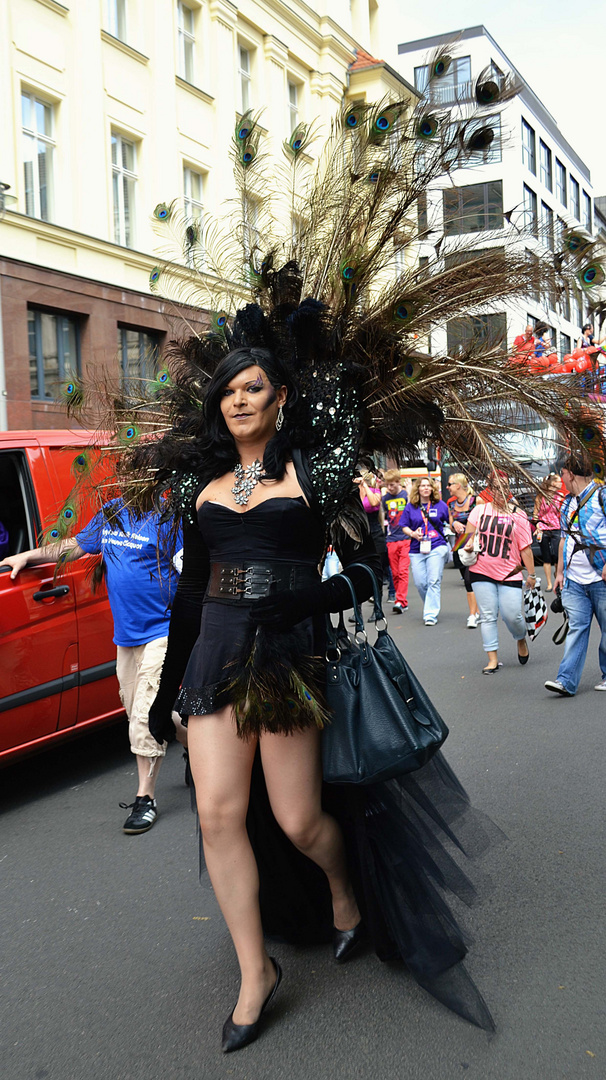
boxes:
[243,566,272,597]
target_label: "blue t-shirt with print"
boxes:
[400,500,449,554]
[76,502,182,647]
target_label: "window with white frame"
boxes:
[287,80,299,135]
[111,132,137,248]
[570,175,580,220]
[28,308,80,400]
[21,91,54,221]
[523,184,538,237]
[571,290,582,329]
[539,140,552,192]
[106,0,127,41]
[521,118,536,174]
[540,201,554,250]
[118,327,160,392]
[239,45,252,113]
[582,190,592,231]
[178,1,195,83]
[458,114,502,167]
[561,290,571,321]
[415,56,472,105]
[555,159,567,207]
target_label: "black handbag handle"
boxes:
[343,563,386,625]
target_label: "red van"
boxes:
[0,431,123,765]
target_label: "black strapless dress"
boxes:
[176,496,500,1032]
[176,497,325,716]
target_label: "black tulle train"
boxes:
[195,748,503,1032]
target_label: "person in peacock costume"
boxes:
[56,48,605,1049]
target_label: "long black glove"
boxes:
[148,521,209,745]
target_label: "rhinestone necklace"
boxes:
[231,459,265,506]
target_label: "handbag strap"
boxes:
[343,562,386,625]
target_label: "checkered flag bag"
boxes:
[524,586,548,640]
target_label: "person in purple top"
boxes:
[400,476,450,625]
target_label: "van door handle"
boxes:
[33,585,70,601]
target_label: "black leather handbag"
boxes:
[322,564,449,785]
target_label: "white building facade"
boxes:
[395,25,595,361]
[0,0,412,430]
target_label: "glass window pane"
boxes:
[184,38,194,82]
[37,141,50,221]
[23,135,35,216]
[124,329,140,384]
[289,81,297,106]
[182,4,194,33]
[111,133,118,167]
[112,172,121,243]
[61,319,78,377]
[241,73,250,112]
[35,99,52,137]
[28,311,39,397]
[121,138,134,172]
[414,65,429,93]
[21,92,32,130]
[40,313,59,397]
[122,175,133,247]
[240,47,249,73]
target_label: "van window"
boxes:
[0,452,40,555]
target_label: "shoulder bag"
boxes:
[322,564,449,785]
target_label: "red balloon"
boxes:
[573,357,592,373]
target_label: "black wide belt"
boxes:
[207,561,320,601]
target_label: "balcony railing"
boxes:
[427,80,475,106]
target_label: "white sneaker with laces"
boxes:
[466,613,480,629]
[594,679,606,691]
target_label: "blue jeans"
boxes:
[557,577,606,694]
[471,580,526,652]
[409,545,449,620]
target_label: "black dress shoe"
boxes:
[333,921,366,963]
[517,642,530,665]
[221,958,282,1054]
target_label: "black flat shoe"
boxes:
[482,663,503,674]
[221,958,282,1054]
[333,920,366,963]
[518,643,530,665]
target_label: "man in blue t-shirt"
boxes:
[2,500,182,834]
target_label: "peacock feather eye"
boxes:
[62,505,75,522]
[156,369,170,383]
[476,80,499,105]
[579,263,605,289]
[48,527,60,540]
[344,105,362,129]
[563,230,592,254]
[240,146,256,165]
[210,311,227,333]
[185,224,198,247]
[467,127,494,153]
[592,460,605,480]
[417,115,438,139]
[580,425,599,445]
[71,451,91,477]
[433,56,451,78]
[370,105,399,143]
[393,301,414,324]
[286,123,309,157]
[60,378,83,409]
[118,423,140,445]
[237,125,250,140]
[153,203,170,221]
[367,171,380,183]
[400,359,422,382]
[149,267,161,286]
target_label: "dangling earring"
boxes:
[275,404,284,432]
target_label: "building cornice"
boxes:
[175,76,215,104]
[100,30,149,65]
[2,212,156,274]
[34,0,69,15]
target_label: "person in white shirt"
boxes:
[544,452,606,696]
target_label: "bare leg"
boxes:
[188,708,275,1025]
[136,754,161,798]
[261,725,360,932]
[466,591,479,617]
[484,649,499,671]
[544,564,553,590]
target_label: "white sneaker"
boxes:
[424,617,438,626]
[594,679,606,691]
[466,613,480,629]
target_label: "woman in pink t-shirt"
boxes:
[532,474,563,592]
[463,488,536,673]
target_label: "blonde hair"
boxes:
[409,476,442,506]
[382,468,402,484]
[447,473,471,492]
[539,472,560,494]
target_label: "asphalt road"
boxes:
[1,566,605,1080]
